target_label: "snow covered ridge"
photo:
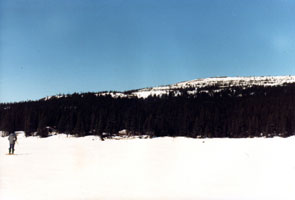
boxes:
[174,75,295,88]
[131,75,295,98]
[43,94,68,101]
[43,76,295,100]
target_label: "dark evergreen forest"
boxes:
[1,83,295,138]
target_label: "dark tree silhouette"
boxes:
[1,83,295,138]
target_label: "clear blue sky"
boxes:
[1,0,295,103]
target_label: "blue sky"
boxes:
[1,0,295,103]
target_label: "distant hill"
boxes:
[42,75,295,99]
[1,76,295,138]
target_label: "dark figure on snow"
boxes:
[8,132,17,154]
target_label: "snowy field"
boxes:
[1,133,295,200]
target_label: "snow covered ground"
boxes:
[1,133,295,200]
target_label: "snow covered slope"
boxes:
[1,133,295,200]
[131,76,295,98]
[42,76,295,100]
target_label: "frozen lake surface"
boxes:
[1,133,295,200]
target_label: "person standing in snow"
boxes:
[8,132,17,154]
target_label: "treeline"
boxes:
[1,84,295,138]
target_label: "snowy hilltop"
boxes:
[129,75,295,98]
[43,76,295,100]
